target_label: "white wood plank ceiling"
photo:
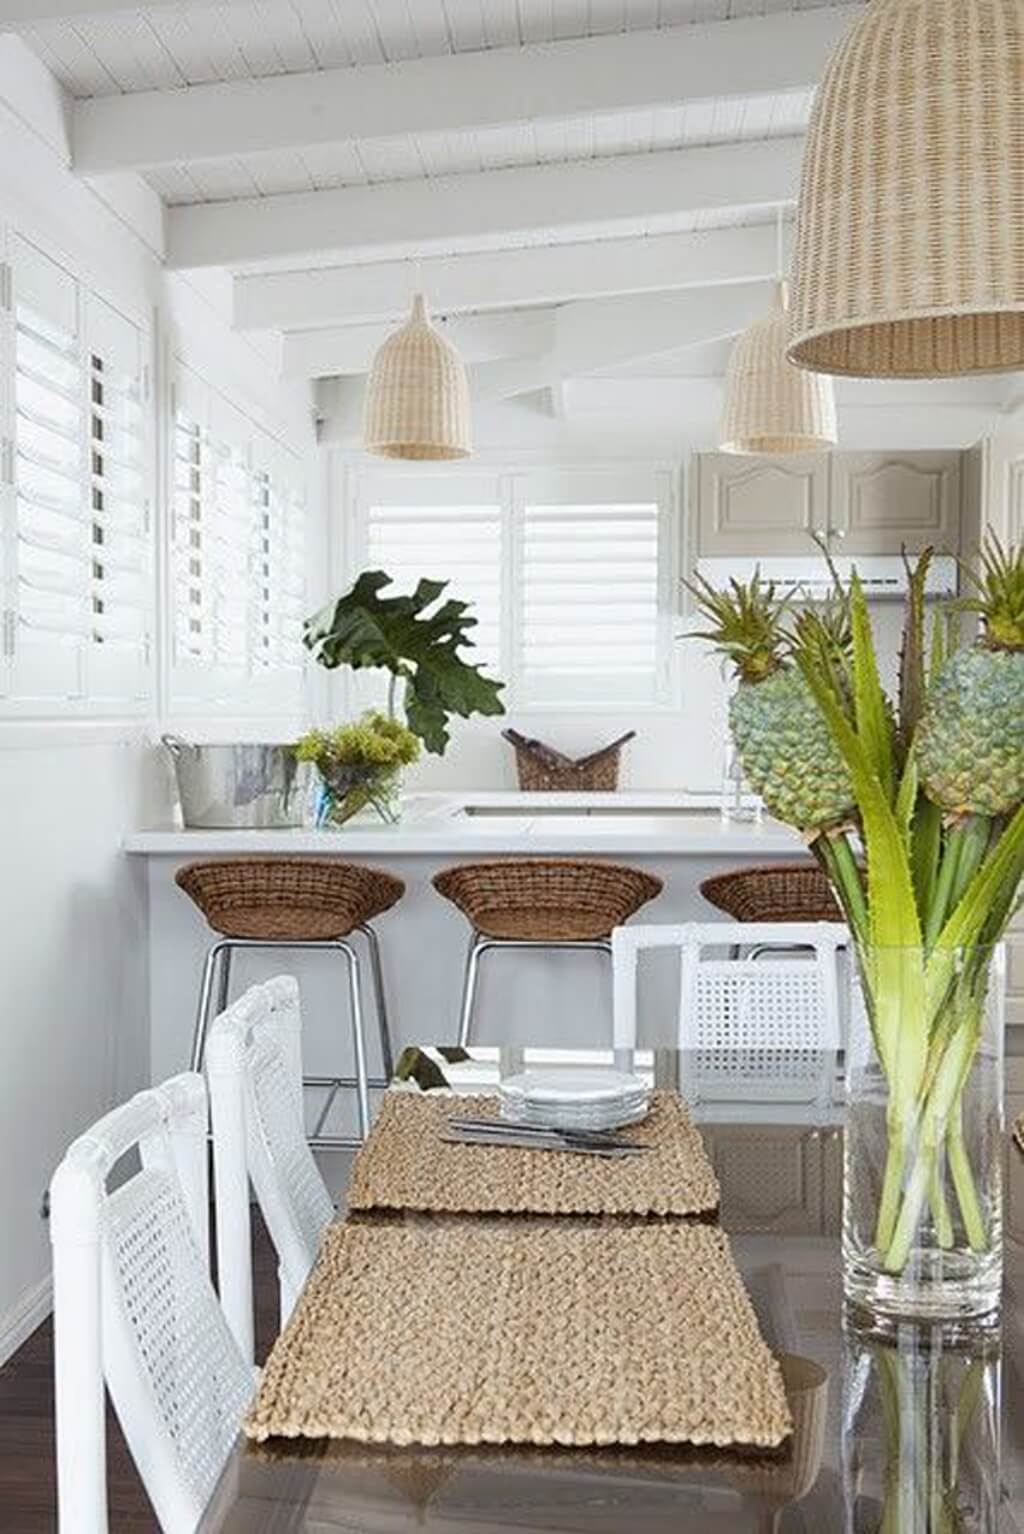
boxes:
[0,0,871,394]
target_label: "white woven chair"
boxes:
[49,1074,253,1534]
[612,921,847,1105]
[207,975,335,1364]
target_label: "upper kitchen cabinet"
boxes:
[829,452,961,555]
[696,454,830,556]
[695,450,963,557]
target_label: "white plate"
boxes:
[499,1069,647,1105]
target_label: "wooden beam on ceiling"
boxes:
[69,7,855,175]
[168,136,801,269]
[281,309,555,380]
[236,223,788,333]
[0,0,223,23]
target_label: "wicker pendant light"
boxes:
[363,292,472,460]
[788,0,1024,379]
[719,280,838,454]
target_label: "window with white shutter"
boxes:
[352,470,673,710]
[360,477,504,679]
[9,238,88,704]
[170,366,308,714]
[518,496,666,705]
[1,238,153,714]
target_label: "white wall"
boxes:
[0,39,320,1360]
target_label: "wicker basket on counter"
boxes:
[503,729,636,792]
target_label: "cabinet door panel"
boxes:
[830,452,961,554]
[697,454,829,556]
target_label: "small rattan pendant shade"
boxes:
[719,283,838,454]
[363,293,472,460]
[788,0,1024,379]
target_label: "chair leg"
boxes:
[191,940,230,1072]
[216,943,233,1014]
[358,922,394,1081]
[337,941,371,1139]
[458,933,485,1048]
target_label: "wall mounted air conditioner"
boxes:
[694,555,958,602]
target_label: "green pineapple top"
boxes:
[964,536,1024,652]
[686,568,791,683]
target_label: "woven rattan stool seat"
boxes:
[175,859,405,942]
[700,864,841,925]
[433,859,662,942]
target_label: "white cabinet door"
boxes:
[696,453,829,557]
[829,452,961,554]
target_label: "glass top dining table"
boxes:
[198,1045,1024,1533]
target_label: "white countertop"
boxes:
[125,790,803,857]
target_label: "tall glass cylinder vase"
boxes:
[844,944,1006,1322]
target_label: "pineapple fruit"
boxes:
[916,538,1024,818]
[689,570,856,832]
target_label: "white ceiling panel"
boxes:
[22,0,856,98]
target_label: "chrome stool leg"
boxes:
[192,938,232,1071]
[458,933,491,1047]
[337,940,371,1139]
[358,921,394,1080]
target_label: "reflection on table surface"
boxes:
[201,1045,1024,1533]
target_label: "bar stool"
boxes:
[175,858,404,1144]
[433,859,663,1045]
[700,863,842,924]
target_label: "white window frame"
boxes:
[347,465,680,714]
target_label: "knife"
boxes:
[447,1115,637,1147]
[439,1127,649,1158]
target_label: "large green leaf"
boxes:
[897,548,934,762]
[850,572,896,805]
[304,571,506,755]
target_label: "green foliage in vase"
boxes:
[689,541,1024,1276]
[687,568,856,832]
[295,711,421,772]
[916,538,1024,817]
[303,571,505,755]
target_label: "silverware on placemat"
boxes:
[441,1120,650,1158]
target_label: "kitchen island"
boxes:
[127,792,807,1138]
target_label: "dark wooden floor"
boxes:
[0,1213,279,1533]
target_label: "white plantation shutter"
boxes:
[517,475,669,705]
[362,479,503,677]
[9,239,88,703]
[86,295,150,702]
[171,366,308,712]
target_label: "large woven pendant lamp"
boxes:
[788,0,1024,379]
[363,292,472,459]
[719,214,838,453]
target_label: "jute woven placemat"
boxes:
[345,1091,720,1219]
[244,1217,792,1450]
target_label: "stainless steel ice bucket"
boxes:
[162,736,311,828]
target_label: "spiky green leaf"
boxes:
[850,571,896,805]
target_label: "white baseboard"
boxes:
[0,1273,52,1368]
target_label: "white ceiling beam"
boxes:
[236,223,788,333]
[170,135,801,270]
[70,7,854,176]
[474,283,769,402]
[281,309,555,380]
[0,0,222,23]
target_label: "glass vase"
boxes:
[844,944,1006,1322]
[314,765,402,827]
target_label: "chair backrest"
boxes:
[206,976,334,1363]
[49,1075,253,1534]
[612,921,847,1102]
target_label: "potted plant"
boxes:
[304,571,505,755]
[295,711,421,826]
[689,540,1024,1319]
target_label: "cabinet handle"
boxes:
[831,527,847,541]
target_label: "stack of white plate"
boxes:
[499,1069,651,1132]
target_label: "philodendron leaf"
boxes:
[304,571,506,755]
